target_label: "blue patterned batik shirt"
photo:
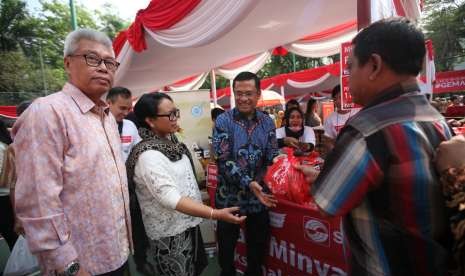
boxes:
[213,108,278,214]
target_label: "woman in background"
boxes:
[304,98,322,127]
[276,107,316,152]
[0,119,16,250]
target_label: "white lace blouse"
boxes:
[133,150,203,240]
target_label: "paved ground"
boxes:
[0,238,223,276]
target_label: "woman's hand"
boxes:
[213,207,246,224]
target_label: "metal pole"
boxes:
[229,79,235,109]
[38,42,48,96]
[280,85,285,109]
[69,0,78,30]
[210,70,218,107]
[292,52,296,72]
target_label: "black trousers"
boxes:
[217,210,270,276]
[0,195,18,250]
[96,261,128,276]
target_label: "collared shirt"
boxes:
[12,83,132,275]
[120,119,141,162]
[213,108,278,214]
[312,83,452,276]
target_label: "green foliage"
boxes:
[258,54,339,79]
[97,3,130,40]
[423,0,465,71]
[0,0,129,105]
[0,0,37,52]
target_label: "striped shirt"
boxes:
[312,83,452,276]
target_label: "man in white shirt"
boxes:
[107,87,141,161]
[323,85,358,152]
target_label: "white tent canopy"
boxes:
[114,0,422,97]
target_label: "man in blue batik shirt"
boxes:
[213,71,279,276]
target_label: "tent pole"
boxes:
[357,0,371,29]
[230,79,235,109]
[280,85,286,109]
[211,70,218,107]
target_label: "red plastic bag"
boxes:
[265,148,317,205]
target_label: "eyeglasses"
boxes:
[156,109,180,121]
[69,53,120,71]
[235,92,257,99]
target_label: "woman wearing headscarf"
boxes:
[126,93,245,276]
[276,107,316,152]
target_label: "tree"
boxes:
[33,0,98,69]
[0,0,37,52]
[97,3,130,40]
[423,0,465,71]
[258,53,339,79]
[0,0,129,105]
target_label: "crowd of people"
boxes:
[0,17,464,276]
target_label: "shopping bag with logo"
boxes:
[3,235,40,276]
[265,147,315,205]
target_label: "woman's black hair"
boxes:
[133,92,173,129]
[0,120,12,145]
[306,98,317,115]
[284,107,304,127]
[285,99,299,110]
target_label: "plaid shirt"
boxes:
[213,108,278,214]
[312,83,452,276]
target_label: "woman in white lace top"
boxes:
[126,93,245,276]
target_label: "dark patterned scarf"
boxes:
[125,127,207,275]
[126,127,194,182]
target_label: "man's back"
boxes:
[312,90,452,276]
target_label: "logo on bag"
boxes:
[303,216,330,247]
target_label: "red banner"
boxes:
[434,70,465,94]
[234,199,347,276]
[321,102,335,122]
[340,42,359,110]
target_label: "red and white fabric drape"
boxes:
[371,0,421,23]
[113,0,201,55]
[145,0,258,48]
[215,51,271,80]
[284,21,358,58]
[113,0,257,55]
[166,73,208,91]
[0,106,17,119]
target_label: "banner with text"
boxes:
[234,199,347,276]
[340,42,359,110]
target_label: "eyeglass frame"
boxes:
[156,108,180,121]
[68,53,120,71]
[234,91,259,99]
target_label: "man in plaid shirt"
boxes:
[298,18,453,276]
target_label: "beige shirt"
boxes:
[12,83,132,275]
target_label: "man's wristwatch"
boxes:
[57,261,80,276]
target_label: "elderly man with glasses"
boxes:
[12,29,131,276]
